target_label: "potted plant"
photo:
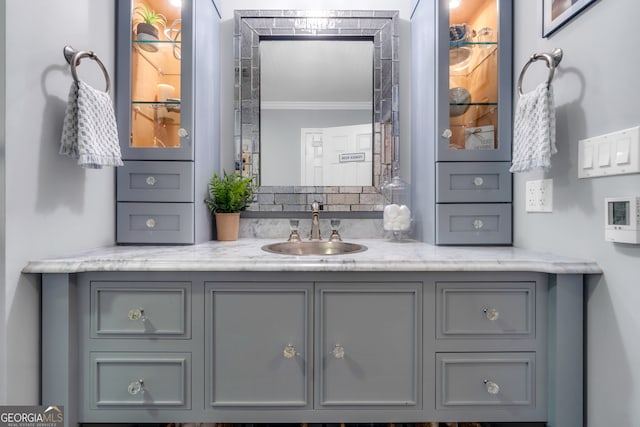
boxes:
[134,4,167,51]
[205,171,256,241]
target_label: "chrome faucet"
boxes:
[309,201,321,241]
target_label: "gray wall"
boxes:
[513,1,640,425]
[261,109,371,186]
[1,0,116,403]
[0,0,6,405]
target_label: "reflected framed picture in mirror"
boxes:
[542,0,597,37]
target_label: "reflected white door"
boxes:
[301,129,324,186]
[301,124,372,186]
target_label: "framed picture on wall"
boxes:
[543,0,597,37]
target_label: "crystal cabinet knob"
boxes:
[128,308,145,321]
[484,307,500,321]
[484,379,500,395]
[177,128,189,138]
[442,129,453,139]
[128,379,144,395]
[473,176,484,187]
[146,176,157,186]
[145,218,156,229]
[283,344,298,359]
[332,344,345,359]
[473,219,484,229]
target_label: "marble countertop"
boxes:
[23,239,602,274]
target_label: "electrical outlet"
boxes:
[526,179,553,212]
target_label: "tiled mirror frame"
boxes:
[234,10,400,214]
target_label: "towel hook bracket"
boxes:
[63,45,111,93]
[517,48,563,96]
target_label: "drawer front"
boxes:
[91,352,190,408]
[117,161,194,202]
[436,282,534,339]
[436,162,512,203]
[436,203,512,245]
[206,284,312,407]
[316,283,421,407]
[91,281,190,338]
[436,352,535,409]
[117,202,194,244]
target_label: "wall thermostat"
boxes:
[605,196,640,244]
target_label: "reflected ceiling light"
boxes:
[450,0,461,8]
[170,0,182,7]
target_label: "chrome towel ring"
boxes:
[63,45,111,93]
[517,48,563,96]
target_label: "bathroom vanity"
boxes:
[24,239,600,427]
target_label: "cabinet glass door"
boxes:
[438,0,512,161]
[131,0,182,149]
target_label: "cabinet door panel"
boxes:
[207,284,312,407]
[437,162,511,203]
[317,283,421,407]
[116,0,193,160]
[436,0,513,162]
[116,202,194,244]
[436,352,534,409]
[91,281,190,338]
[117,161,194,202]
[436,203,512,244]
[91,352,190,409]
[436,281,534,339]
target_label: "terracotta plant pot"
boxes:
[215,212,240,241]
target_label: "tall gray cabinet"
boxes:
[115,0,220,244]
[411,0,513,245]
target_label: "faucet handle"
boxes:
[288,219,301,242]
[329,219,342,242]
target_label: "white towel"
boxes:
[59,80,123,169]
[510,82,557,173]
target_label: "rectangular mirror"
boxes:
[261,39,373,187]
[234,10,399,213]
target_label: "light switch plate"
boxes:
[579,126,640,178]
[526,179,553,212]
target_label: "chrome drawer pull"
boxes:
[473,176,484,187]
[332,344,345,359]
[473,219,484,229]
[145,176,157,186]
[145,218,156,229]
[128,308,145,321]
[283,344,299,359]
[483,379,500,395]
[128,379,145,395]
[483,307,500,321]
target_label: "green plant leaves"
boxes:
[205,171,256,213]
[135,5,167,27]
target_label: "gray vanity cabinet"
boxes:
[316,283,421,408]
[115,0,220,244]
[40,268,584,426]
[411,0,513,245]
